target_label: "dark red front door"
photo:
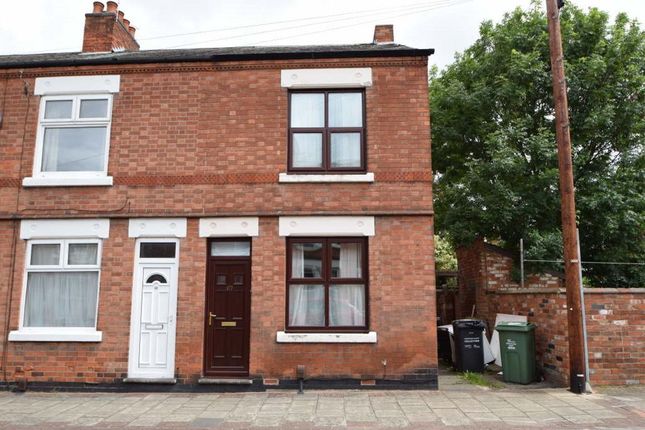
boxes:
[204,259,251,376]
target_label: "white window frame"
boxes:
[9,239,103,342]
[35,95,112,176]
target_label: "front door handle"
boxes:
[209,312,217,326]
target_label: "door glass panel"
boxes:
[289,284,324,326]
[216,274,226,285]
[234,274,243,285]
[291,242,323,278]
[210,241,250,256]
[44,100,73,119]
[79,99,108,118]
[68,243,98,265]
[330,133,361,168]
[328,92,362,127]
[30,244,60,265]
[290,93,324,127]
[140,242,176,259]
[146,274,168,284]
[331,242,362,278]
[292,133,323,168]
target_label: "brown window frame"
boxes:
[287,89,367,173]
[286,237,369,332]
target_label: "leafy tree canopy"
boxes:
[430,2,644,287]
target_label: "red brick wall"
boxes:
[0,55,435,385]
[0,216,436,384]
[0,58,432,218]
[457,241,645,386]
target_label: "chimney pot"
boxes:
[118,10,125,22]
[373,24,394,44]
[106,1,118,13]
[92,1,104,13]
[128,26,136,37]
[123,18,130,30]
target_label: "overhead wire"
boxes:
[253,0,473,45]
[138,0,434,41]
[167,0,464,48]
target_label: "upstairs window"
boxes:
[288,90,365,173]
[35,95,112,176]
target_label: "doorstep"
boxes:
[123,378,177,384]
[198,378,253,385]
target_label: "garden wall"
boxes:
[456,239,644,386]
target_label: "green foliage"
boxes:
[430,3,644,287]
[435,235,458,271]
[460,371,502,388]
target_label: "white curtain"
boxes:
[292,133,322,167]
[328,93,362,127]
[291,93,324,127]
[30,244,60,265]
[24,271,99,327]
[41,128,61,172]
[338,243,361,278]
[330,133,361,168]
[292,244,305,278]
[289,284,324,326]
[330,284,365,326]
[68,243,98,265]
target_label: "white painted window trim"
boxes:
[9,328,102,342]
[128,218,187,238]
[10,238,103,343]
[199,217,259,237]
[276,331,377,343]
[281,68,372,88]
[34,75,121,95]
[279,216,375,236]
[278,173,374,183]
[25,77,120,188]
[20,219,110,239]
[22,176,114,187]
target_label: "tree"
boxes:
[430,2,644,287]
[435,235,458,271]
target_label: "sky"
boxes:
[0,0,643,69]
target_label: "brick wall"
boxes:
[0,216,436,384]
[0,58,432,218]
[457,240,644,386]
[0,54,436,386]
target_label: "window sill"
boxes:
[22,176,113,187]
[278,173,374,183]
[8,330,103,342]
[276,331,377,343]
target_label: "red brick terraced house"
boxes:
[0,2,436,390]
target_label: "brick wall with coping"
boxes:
[456,239,644,386]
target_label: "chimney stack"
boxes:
[82,1,140,52]
[373,25,394,44]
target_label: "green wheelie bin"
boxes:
[496,322,536,384]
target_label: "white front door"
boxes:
[128,239,179,379]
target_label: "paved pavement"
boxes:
[0,381,643,429]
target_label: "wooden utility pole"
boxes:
[545,0,586,394]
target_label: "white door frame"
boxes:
[127,238,179,379]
